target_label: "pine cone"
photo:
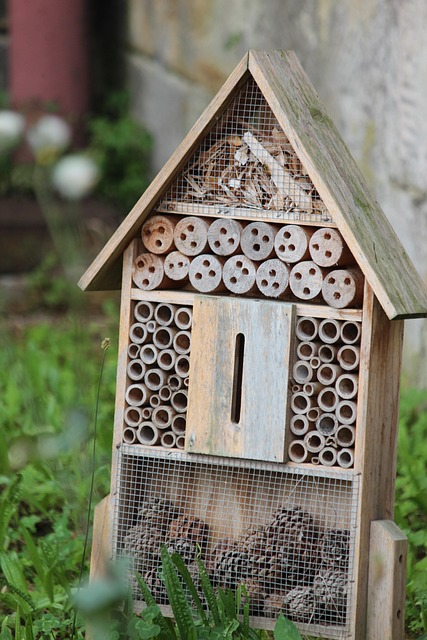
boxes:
[166,537,197,564]
[143,567,168,604]
[122,522,164,573]
[168,515,209,551]
[319,529,350,569]
[264,592,286,618]
[313,567,348,616]
[214,547,250,589]
[283,585,317,623]
[268,507,320,549]
[239,526,277,587]
[137,498,181,535]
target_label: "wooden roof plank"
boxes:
[248,50,427,319]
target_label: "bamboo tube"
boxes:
[307,407,320,423]
[161,431,176,448]
[311,456,320,465]
[189,254,226,293]
[318,344,338,364]
[154,303,176,327]
[137,422,160,446]
[176,435,185,450]
[336,373,359,400]
[141,214,176,254]
[256,259,290,298]
[288,440,309,463]
[123,427,137,444]
[316,412,338,436]
[322,268,364,309]
[127,359,147,381]
[297,341,320,360]
[274,224,313,263]
[336,425,356,447]
[129,322,148,345]
[319,447,337,467]
[207,218,243,256]
[149,394,161,408]
[303,381,324,397]
[325,436,338,448]
[291,392,312,414]
[164,251,191,283]
[310,356,321,370]
[132,253,172,290]
[159,386,172,402]
[183,376,189,387]
[223,255,258,294]
[171,390,188,413]
[174,216,210,256]
[140,344,159,365]
[337,345,360,371]
[293,360,314,384]
[290,414,310,436]
[153,326,177,349]
[157,349,176,371]
[309,228,353,267]
[317,363,343,385]
[241,221,276,261]
[127,343,140,359]
[152,405,176,429]
[124,406,143,427]
[319,318,341,344]
[171,414,186,435]
[318,387,340,412]
[134,300,155,323]
[336,400,357,425]
[174,307,192,330]
[146,320,157,334]
[141,407,153,420]
[173,331,191,355]
[125,384,151,407]
[336,448,354,468]
[304,431,326,453]
[175,355,190,378]
[341,320,362,345]
[289,261,325,300]
[168,374,183,390]
[145,368,167,391]
[295,316,319,341]
[292,384,302,393]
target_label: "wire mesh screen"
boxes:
[114,447,358,637]
[157,78,333,224]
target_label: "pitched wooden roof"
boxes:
[79,50,427,319]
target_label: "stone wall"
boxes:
[125,0,427,385]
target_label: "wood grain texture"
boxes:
[78,54,250,292]
[352,282,404,639]
[186,296,295,461]
[366,520,407,640]
[89,495,111,580]
[248,50,427,319]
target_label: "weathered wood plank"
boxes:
[249,50,427,319]
[78,54,250,292]
[367,520,407,640]
[90,495,111,580]
[186,296,294,461]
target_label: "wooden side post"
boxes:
[90,495,111,581]
[366,520,407,640]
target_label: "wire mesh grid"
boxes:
[157,78,333,224]
[114,446,358,636]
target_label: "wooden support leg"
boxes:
[366,520,407,640]
[90,495,111,581]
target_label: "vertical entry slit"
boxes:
[231,332,245,423]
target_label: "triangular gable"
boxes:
[79,50,427,320]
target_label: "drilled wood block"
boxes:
[256,258,290,298]
[223,254,257,294]
[241,221,276,261]
[309,228,353,267]
[141,214,176,254]
[274,224,313,263]
[207,218,243,256]
[188,254,226,293]
[289,260,325,300]
[174,216,210,256]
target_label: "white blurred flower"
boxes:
[27,114,71,162]
[51,154,100,200]
[0,110,25,151]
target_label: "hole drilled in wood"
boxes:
[231,333,245,424]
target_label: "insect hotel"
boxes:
[80,51,427,639]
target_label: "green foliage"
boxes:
[87,91,152,213]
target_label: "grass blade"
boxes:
[171,552,207,624]
[196,557,220,626]
[161,546,196,639]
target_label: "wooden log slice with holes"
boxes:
[132,253,172,290]
[223,254,257,294]
[309,228,353,267]
[173,216,210,256]
[240,221,276,261]
[207,218,243,256]
[255,258,290,298]
[188,254,226,293]
[141,214,176,254]
[289,260,325,300]
[274,224,313,263]
[164,251,191,282]
[322,267,364,309]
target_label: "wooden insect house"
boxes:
[80,51,427,639]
